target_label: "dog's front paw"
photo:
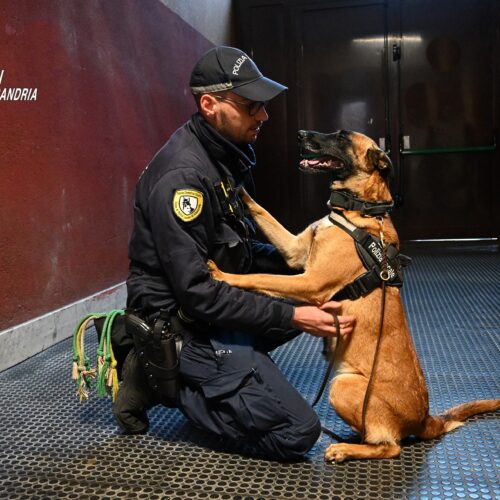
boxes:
[238,187,258,213]
[324,443,351,463]
[207,259,223,281]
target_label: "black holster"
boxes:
[124,309,181,407]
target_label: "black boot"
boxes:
[113,348,158,434]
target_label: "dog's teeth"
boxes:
[300,157,342,171]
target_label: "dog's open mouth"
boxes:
[299,156,345,172]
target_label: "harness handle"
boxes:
[377,217,391,282]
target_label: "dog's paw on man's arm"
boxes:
[207,259,224,281]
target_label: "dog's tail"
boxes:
[418,399,500,440]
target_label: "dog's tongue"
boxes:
[305,159,321,166]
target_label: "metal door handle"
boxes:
[400,143,496,155]
[399,134,496,155]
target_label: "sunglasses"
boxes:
[214,95,268,116]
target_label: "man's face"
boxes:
[210,91,269,145]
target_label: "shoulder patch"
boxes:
[173,189,203,222]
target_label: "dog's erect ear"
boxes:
[366,148,393,176]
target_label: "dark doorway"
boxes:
[395,0,497,239]
[236,0,499,240]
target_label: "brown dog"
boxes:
[208,129,500,461]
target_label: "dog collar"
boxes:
[328,190,394,217]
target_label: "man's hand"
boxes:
[291,301,355,339]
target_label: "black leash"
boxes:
[314,216,390,443]
[360,280,387,442]
[311,311,346,442]
[360,218,390,442]
[311,312,339,408]
[311,360,334,407]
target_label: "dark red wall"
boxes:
[0,0,212,330]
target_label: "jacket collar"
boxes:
[191,113,256,184]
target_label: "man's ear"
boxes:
[199,94,218,120]
[366,148,393,176]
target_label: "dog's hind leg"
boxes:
[326,374,402,461]
[325,442,401,462]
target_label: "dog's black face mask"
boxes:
[298,129,393,180]
[298,129,353,179]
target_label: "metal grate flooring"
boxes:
[1,244,499,499]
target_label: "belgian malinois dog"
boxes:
[208,129,500,461]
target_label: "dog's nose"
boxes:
[298,130,307,139]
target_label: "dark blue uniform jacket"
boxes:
[124,115,322,459]
[126,113,294,335]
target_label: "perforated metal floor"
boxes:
[1,244,499,499]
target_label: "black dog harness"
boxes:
[326,201,411,301]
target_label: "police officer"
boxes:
[114,46,355,461]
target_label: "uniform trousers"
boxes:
[177,329,321,461]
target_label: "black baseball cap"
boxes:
[190,46,287,102]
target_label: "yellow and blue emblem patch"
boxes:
[173,189,203,222]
